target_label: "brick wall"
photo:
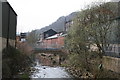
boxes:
[41,36,65,49]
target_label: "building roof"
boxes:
[43,29,57,34]
[46,34,58,39]
[46,33,67,40]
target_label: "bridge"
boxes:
[32,48,66,54]
[32,48,68,65]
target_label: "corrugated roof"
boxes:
[45,33,67,40]
[46,34,58,39]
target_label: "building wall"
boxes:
[0,37,2,79]
[9,5,17,41]
[57,36,64,48]
[0,1,2,51]
[65,20,73,32]
[0,1,17,50]
[105,44,120,57]
[0,2,17,78]
[0,1,2,38]
[2,2,9,39]
[39,36,65,49]
[0,2,2,77]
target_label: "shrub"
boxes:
[2,45,33,78]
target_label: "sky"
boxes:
[7,0,111,33]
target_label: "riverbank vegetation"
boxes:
[2,45,35,78]
[64,2,120,79]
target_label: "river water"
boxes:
[30,61,71,78]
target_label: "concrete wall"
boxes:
[103,56,120,73]
[0,1,2,38]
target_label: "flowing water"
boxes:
[30,61,71,78]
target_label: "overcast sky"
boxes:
[7,0,111,33]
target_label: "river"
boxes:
[30,60,71,79]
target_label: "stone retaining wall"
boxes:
[103,56,120,73]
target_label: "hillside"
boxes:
[36,12,78,34]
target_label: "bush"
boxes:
[2,45,33,78]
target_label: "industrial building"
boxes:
[0,0,17,51]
